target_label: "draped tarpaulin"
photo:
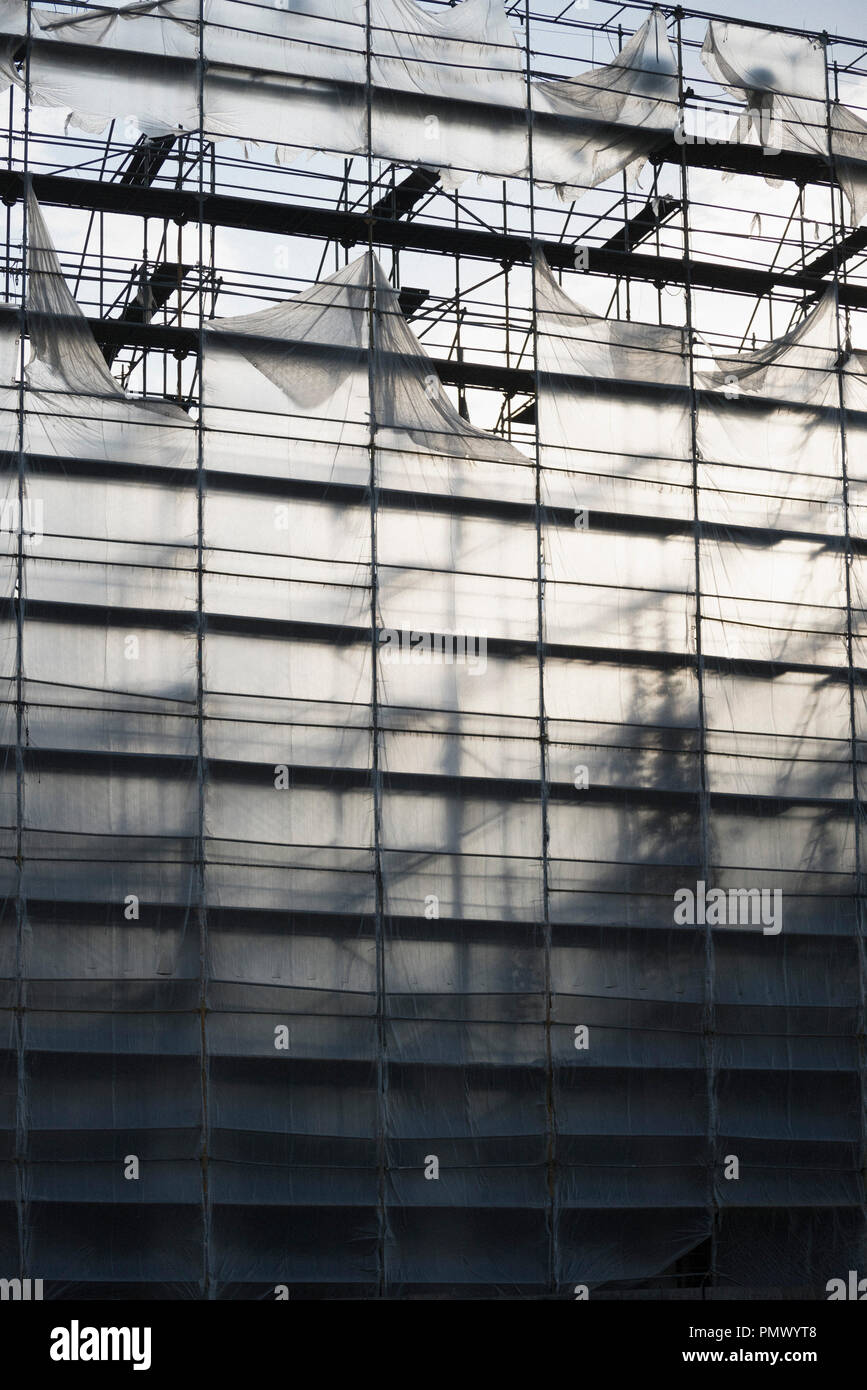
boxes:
[532,8,678,201]
[701,19,867,226]
[6,2,867,216]
[0,0,24,96]
[20,0,679,196]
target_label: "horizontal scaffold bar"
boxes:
[2,167,866,309]
[0,741,859,817]
[1,596,862,688]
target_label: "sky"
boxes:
[687,0,864,39]
[586,0,866,41]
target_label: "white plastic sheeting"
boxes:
[1,179,865,1294]
[205,251,529,489]
[701,20,867,226]
[535,251,693,522]
[536,259,865,1290]
[1,194,555,1294]
[5,4,867,216]
[21,1,679,196]
[23,192,195,466]
[532,8,678,199]
[0,0,25,94]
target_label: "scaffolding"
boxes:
[2,0,866,1298]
